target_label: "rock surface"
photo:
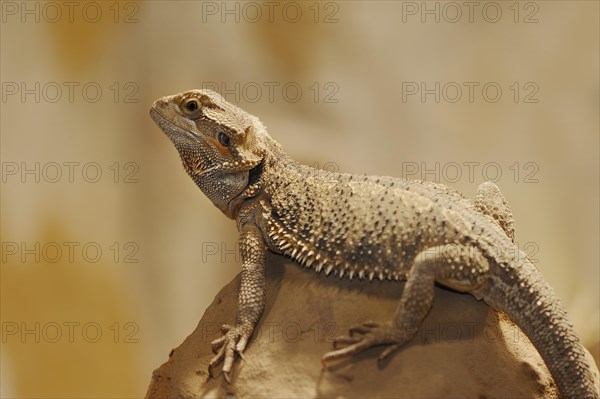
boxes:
[146,253,558,398]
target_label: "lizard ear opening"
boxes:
[226,124,262,168]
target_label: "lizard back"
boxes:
[258,157,507,281]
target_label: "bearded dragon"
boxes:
[150,89,598,398]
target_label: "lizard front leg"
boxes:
[322,244,490,364]
[209,227,266,383]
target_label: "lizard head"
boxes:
[150,89,268,218]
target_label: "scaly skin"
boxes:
[150,89,598,398]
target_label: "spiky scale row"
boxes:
[266,211,404,282]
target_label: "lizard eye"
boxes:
[218,132,231,147]
[183,99,200,114]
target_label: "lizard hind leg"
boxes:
[322,244,490,365]
[475,181,515,242]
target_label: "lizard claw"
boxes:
[208,323,251,383]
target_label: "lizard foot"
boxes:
[208,324,251,383]
[322,321,406,366]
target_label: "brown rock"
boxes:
[146,254,556,398]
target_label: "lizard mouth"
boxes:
[150,108,201,143]
[247,160,263,187]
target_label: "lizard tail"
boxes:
[482,259,599,399]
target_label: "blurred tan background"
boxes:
[1,1,598,397]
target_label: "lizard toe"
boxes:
[322,339,375,364]
[323,323,404,365]
[377,343,401,362]
[211,335,226,353]
[208,345,225,377]
[332,335,361,349]
[349,321,379,336]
